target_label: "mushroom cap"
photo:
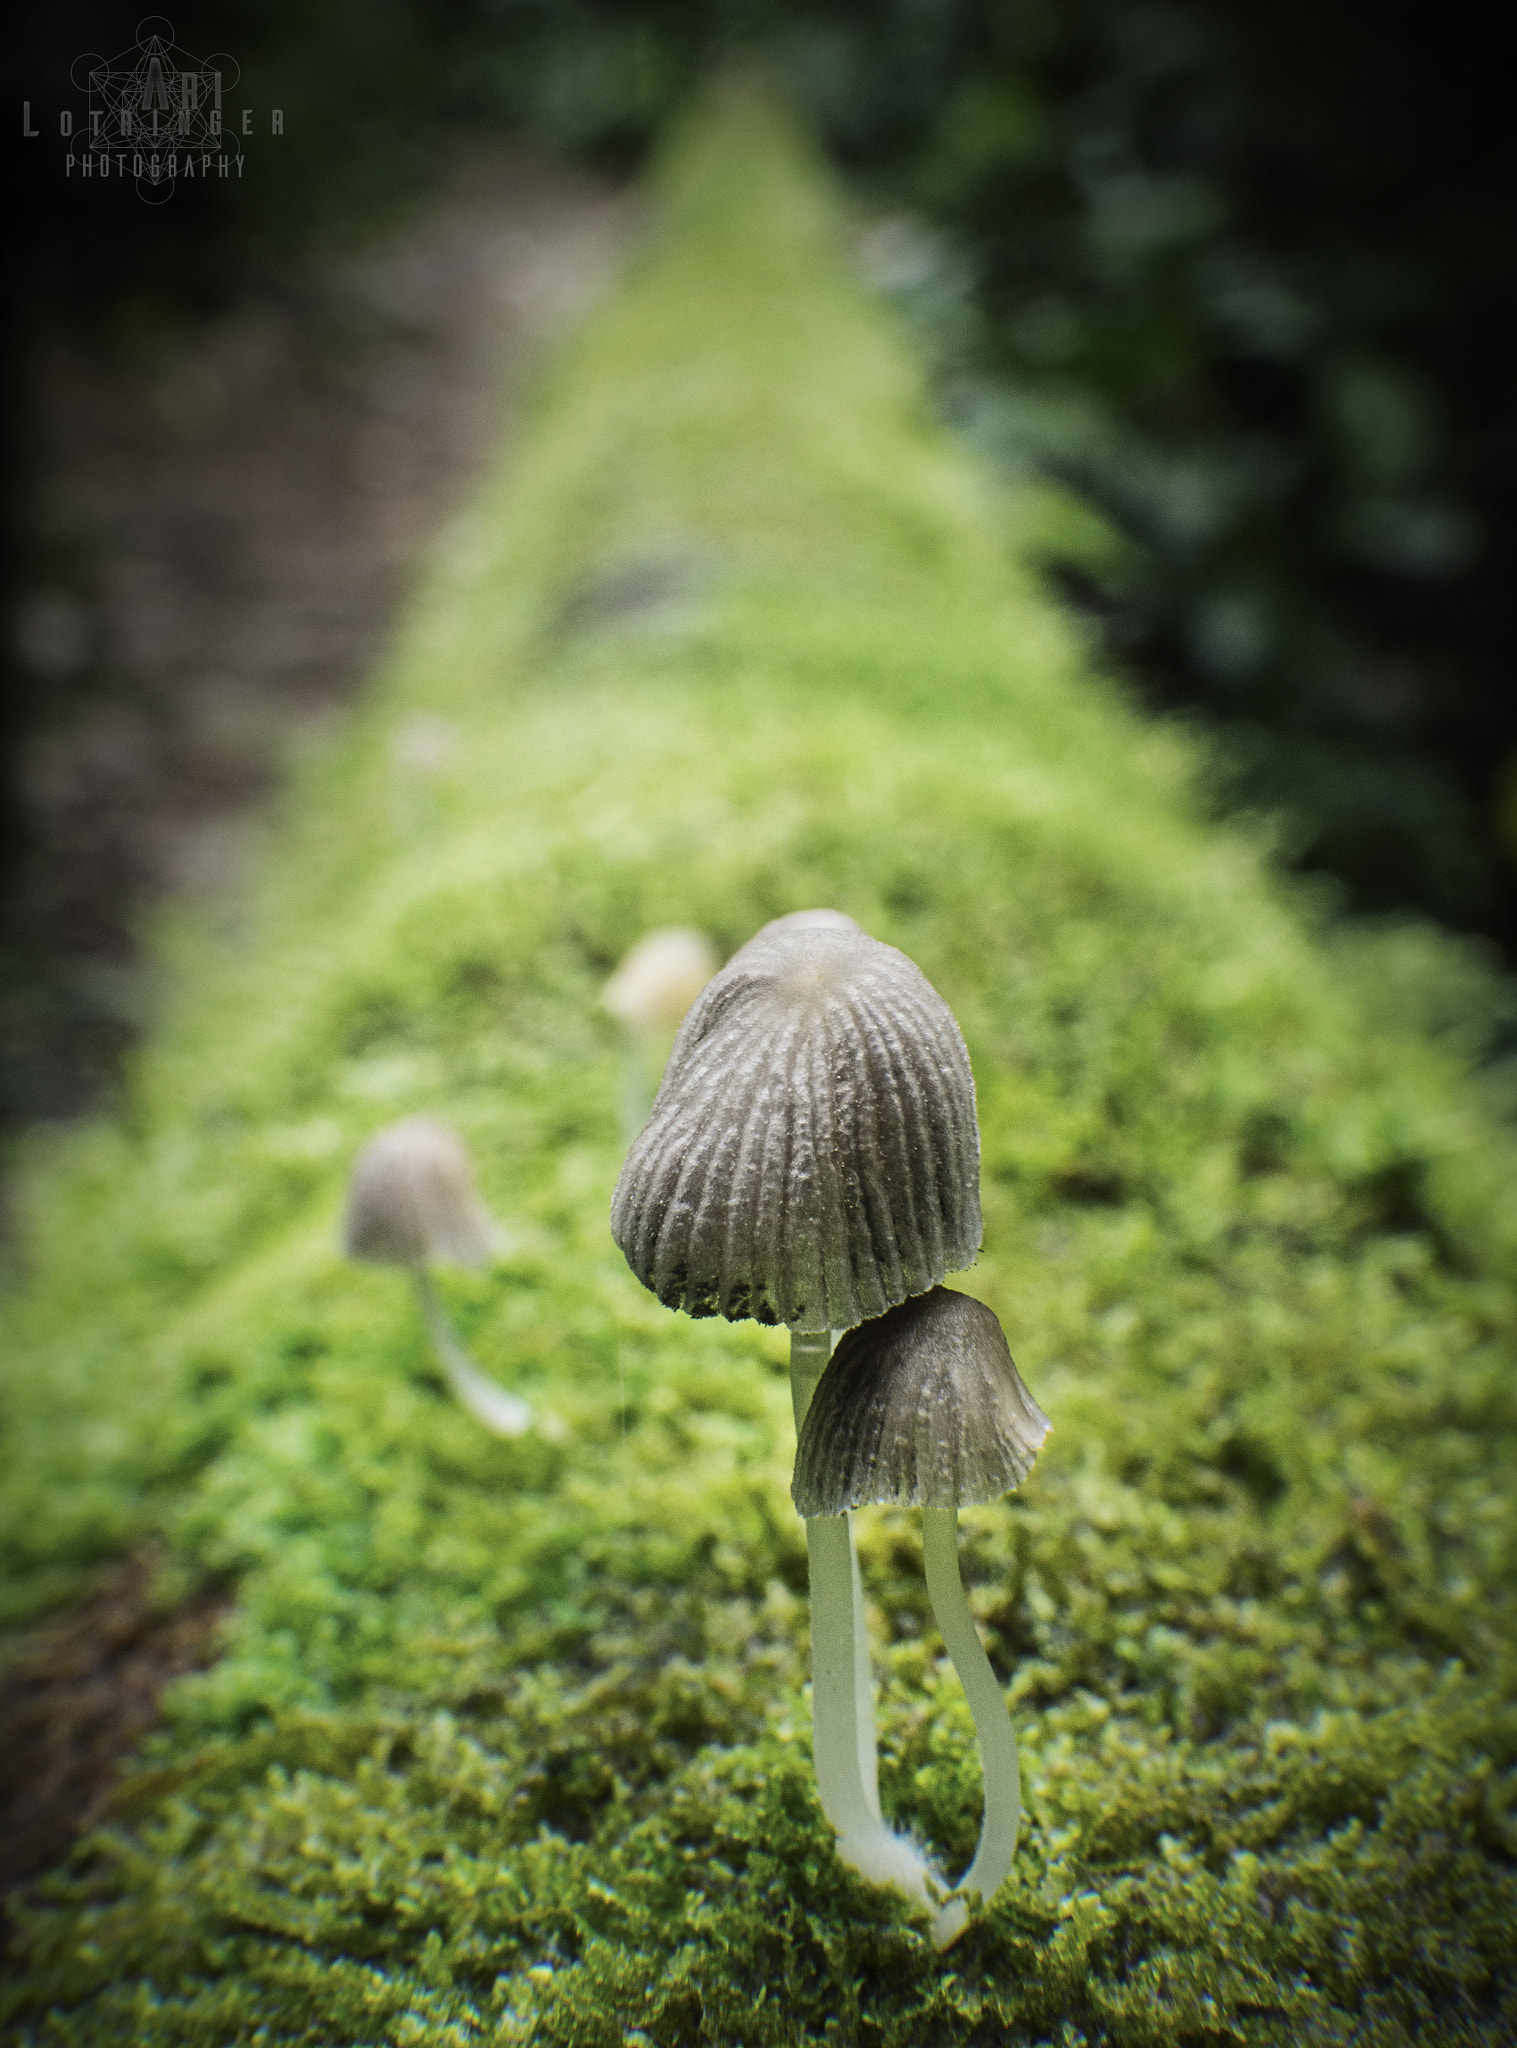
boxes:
[610,920,981,1329]
[602,927,720,1035]
[745,907,862,945]
[344,1116,497,1268]
[791,1288,1050,1514]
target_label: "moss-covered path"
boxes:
[2,84,1515,2046]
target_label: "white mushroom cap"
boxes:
[611,920,981,1330]
[602,927,720,1036]
[344,1117,498,1269]
[791,1288,1050,1515]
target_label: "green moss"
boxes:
[3,79,1515,2045]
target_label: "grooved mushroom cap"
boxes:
[610,916,981,1329]
[602,927,719,1035]
[791,1288,1050,1514]
[344,1116,497,1269]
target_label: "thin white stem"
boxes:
[921,1506,1022,1948]
[805,1512,884,1843]
[788,1327,831,1434]
[791,1332,934,1905]
[849,1516,881,1821]
[415,1270,532,1437]
[789,1330,877,1816]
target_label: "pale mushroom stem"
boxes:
[791,1332,936,1904]
[787,1327,832,1432]
[921,1505,1022,1949]
[617,1029,658,1149]
[415,1269,531,1438]
[848,1520,881,1821]
[789,1330,876,1813]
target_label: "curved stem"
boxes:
[805,1513,883,1844]
[849,1514,881,1821]
[805,1513,940,1903]
[921,1506,1022,1947]
[789,1330,878,1818]
[792,1332,935,1904]
[415,1269,532,1437]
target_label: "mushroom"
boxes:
[345,1116,530,1437]
[611,911,980,1335]
[611,912,982,1911]
[792,1287,1050,1947]
[601,927,720,1142]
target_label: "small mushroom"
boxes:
[344,1117,530,1438]
[602,927,720,1142]
[793,1287,1050,1947]
[612,912,982,1914]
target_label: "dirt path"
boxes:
[3,143,631,1126]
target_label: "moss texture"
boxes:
[3,82,1516,2046]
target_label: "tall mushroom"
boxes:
[611,912,982,1908]
[345,1116,531,1437]
[793,1287,1050,1946]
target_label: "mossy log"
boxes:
[2,81,1515,2046]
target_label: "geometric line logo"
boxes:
[68,15,244,203]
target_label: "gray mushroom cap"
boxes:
[791,1287,1050,1515]
[344,1116,497,1269]
[610,917,981,1330]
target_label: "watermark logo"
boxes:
[22,15,283,203]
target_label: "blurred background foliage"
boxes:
[8,0,1517,962]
